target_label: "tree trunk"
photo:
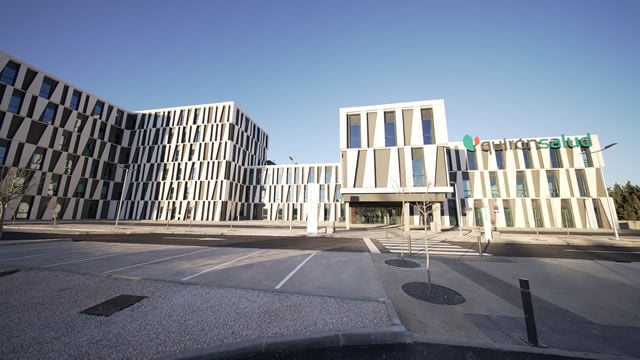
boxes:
[0,205,5,239]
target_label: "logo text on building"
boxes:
[462,134,593,153]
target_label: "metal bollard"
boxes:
[519,278,539,346]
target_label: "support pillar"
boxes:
[345,202,351,230]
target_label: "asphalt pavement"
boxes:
[1,221,639,359]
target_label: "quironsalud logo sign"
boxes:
[462,134,593,153]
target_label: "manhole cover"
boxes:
[402,282,466,305]
[81,294,147,317]
[385,258,421,268]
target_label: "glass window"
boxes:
[93,101,104,117]
[325,167,332,183]
[319,185,326,202]
[516,171,528,197]
[39,77,57,99]
[581,147,593,167]
[523,149,532,169]
[489,172,500,198]
[421,108,434,144]
[100,183,109,200]
[42,103,57,124]
[74,179,87,197]
[550,148,562,168]
[98,122,106,140]
[69,90,81,111]
[0,141,9,165]
[336,185,342,201]
[384,111,396,146]
[467,151,477,170]
[347,114,361,148]
[547,171,559,197]
[309,168,316,183]
[64,157,74,175]
[495,150,504,169]
[8,89,24,113]
[411,148,425,186]
[576,169,589,197]
[294,168,300,184]
[48,175,60,196]
[533,200,544,227]
[83,139,96,157]
[462,172,471,197]
[30,148,45,170]
[90,161,99,178]
[0,61,20,86]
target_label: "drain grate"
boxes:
[402,282,466,305]
[80,294,147,317]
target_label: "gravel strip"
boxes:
[0,269,391,359]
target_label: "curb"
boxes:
[0,238,73,246]
[167,326,409,360]
[409,334,639,360]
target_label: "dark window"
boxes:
[576,169,589,197]
[0,61,20,86]
[495,150,504,169]
[42,103,57,124]
[59,131,71,151]
[347,114,361,148]
[581,147,592,167]
[523,149,532,169]
[93,101,104,117]
[490,172,499,198]
[70,90,81,111]
[39,77,57,99]
[547,171,559,197]
[384,111,396,146]
[98,122,106,140]
[74,179,87,197]
[421,108,434,144]
[48,174,60,196]
[8,89,24,113]
[90,161,99,178]
[100,183,109,200]
[467,151,477,170]
[550,148,562,168]
[83,139,96,157]
[411,148,425,186]
[0,140,9,165]
[516,171,527,197]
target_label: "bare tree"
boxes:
[409,180,439,290]
[0,166,40,238]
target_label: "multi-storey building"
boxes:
[0,51,619,232]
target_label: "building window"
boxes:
[0,141,9,165]
[69,90,81,111]
[474,208,483,227]
[30,148,45,170]
[319,185,326,202]
[550,148,562,168]
[522,149,532,169]
[516,171,528,197]
[576,169,589,197]
[100,183,109,200]
[533,200,544,227]
[0,61,20,86]
[421,108,434,144]
[489,172,500,198]
[74,179,87,197]
[294,168,300,184]
[42,103,57,124]
[8,89,24,113]
[547,171,559,197]
[83,139,96,157]
[93,101,104,117]
[97,122,106,140]
[347,114,361,148]
[309,168,316,183]
[384,111,396,146]
[467,151,477,170]
[411,148,425,186]
[495,150,504,169]
[581,147,593,167]
[462,172,471,197]
[336,185,342,201]
[64,157,74,175]
[89,161,99,178]
[39,77,57,99]
[48,175,60,196]
[325,167,332,183]
[561,200,574,228]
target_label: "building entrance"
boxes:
[350,206,401,225]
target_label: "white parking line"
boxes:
[0,248,95,261]
[363,238,381,253]
[182,249,266,281]
[0,244,72,253]
[564,249,640,254]
[104,248,215,273]
[42,253,127,268]
[274,252,317,290]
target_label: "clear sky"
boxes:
[1,0,638,186]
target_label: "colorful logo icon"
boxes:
[463,134,480,152]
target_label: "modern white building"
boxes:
[0,51,619,232]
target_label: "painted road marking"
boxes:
[274,252,317,289]
[363,238,381,254]
[182,249,266,281]
[164,237,226,241]
[0,248,99,261]
[564,249,640,254]
[0,244,73,253]
[42,253,127,268]
[104,248,215,273]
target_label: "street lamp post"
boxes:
[592,143,619,240]
[115,166,130,228]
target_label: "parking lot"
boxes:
[0,240,387,300]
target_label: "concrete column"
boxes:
[345,202,351,230]
[431,202,442,232]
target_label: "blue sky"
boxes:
[1,0,638,185]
